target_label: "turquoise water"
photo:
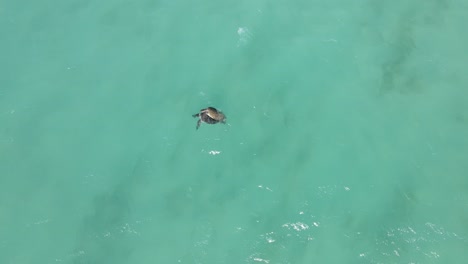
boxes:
[1,0,468,263]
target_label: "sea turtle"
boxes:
[192,107,226,130]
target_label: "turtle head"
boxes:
[218,112,226,123]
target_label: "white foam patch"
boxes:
[237,27,253,47]
[257,185,273,192]
[282,222,309,231]
[252,257,269,263]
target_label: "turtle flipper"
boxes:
[196,119,201,130]
[192,113,200,118]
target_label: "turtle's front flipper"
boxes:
[192,113,200,118]
[196,119,201,130]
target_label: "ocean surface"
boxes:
[1,0,468,263]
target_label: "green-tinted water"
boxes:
[1,0,467,263]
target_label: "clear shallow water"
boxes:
[1,0,468,263]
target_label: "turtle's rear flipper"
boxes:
[196,119,201,130]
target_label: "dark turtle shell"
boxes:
[192,107,226,130]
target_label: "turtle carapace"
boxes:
[192,107,226,130]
